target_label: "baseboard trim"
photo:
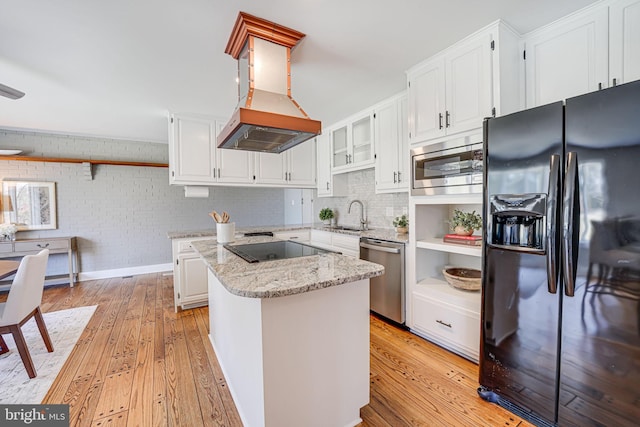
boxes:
[78,263,173,281]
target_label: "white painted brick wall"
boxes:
[0,130,285,274]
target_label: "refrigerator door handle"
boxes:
[546,154,561,294]
[562,151,579,297]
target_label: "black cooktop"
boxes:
[223,240,333,263]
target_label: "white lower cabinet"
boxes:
[310,229,360,257]
[172,237,210,311]
[412,292,480,360]
[273,230,310,242]
[407,195,482,362]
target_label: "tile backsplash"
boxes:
[314,168,408,229]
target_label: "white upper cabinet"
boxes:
[316,133,332,197]
[375,92,408,193]
[169,114,253,185]
[286,140,317,186]
[406,59,445,142]
[255,139,316,187]
[255,152,288,184]
[523,5,609,108]
[610,0,640,85]
[216,130,254,184]
[169,114,216,184]
[169,113,316,188]
[331,110,375,173]
[317,133,347,197]
[407,20,520,146]
[445,33,493,134]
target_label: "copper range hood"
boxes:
[217,12,321,153]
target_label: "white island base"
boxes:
[208,271,370,427]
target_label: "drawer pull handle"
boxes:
[436,319,452,328]
[37,243,50,248]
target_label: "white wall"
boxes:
[0,129,285,276]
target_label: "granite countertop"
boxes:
[168,223,409,244]
[191,235,384,299]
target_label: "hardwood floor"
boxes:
[1,273,533,426]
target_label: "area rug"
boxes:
[0,305,97,404]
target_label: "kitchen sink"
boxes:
[329,225,366,232]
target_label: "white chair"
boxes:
[0,249,53,378]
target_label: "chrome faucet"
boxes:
[348,199,367,230]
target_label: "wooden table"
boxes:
[0,260,19,354]
[0,260,19,280]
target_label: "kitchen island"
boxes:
[191,236,384,427]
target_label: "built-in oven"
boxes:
[411,138,483,196]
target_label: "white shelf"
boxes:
[413,279,481,312]
[416,237,482,257]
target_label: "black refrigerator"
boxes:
[479,79,640,427]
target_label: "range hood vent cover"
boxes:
[217,12,321,153]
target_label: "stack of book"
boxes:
[443,234,482,246]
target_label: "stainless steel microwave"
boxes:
[411,139,483,196]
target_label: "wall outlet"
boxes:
[386,207,394,217]
[402,207,408,215]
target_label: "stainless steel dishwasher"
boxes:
[359,237,405,324]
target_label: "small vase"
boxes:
[322,219,331,226]
[396,226,408,234]
[454,226,473,236]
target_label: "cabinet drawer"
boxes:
[0,242,12,254]
[274,230,310,242]
[14,239,69,252]
[177,240,197,253]
[412,293,480,356]
[176,237,212,254]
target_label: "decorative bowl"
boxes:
[442,267,481,291]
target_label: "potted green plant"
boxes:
[449,209,482,235]
[319,207,334,225]
[393,214,408,234]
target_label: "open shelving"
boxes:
[407,193,483,362]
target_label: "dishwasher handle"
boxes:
[360,242,401,254]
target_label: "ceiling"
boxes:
[0,0,598,144]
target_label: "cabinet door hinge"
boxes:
[253,175,256,180]
[490,40,495,51]
[492,107,496,117]
[177,292,180,299]
[170,117,174,123]
[176,259,179,265]
[374,153,377,159]
[523,50,526,60]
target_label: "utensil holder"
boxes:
[216,222,235,244]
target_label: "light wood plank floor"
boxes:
[1,273,533,426]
